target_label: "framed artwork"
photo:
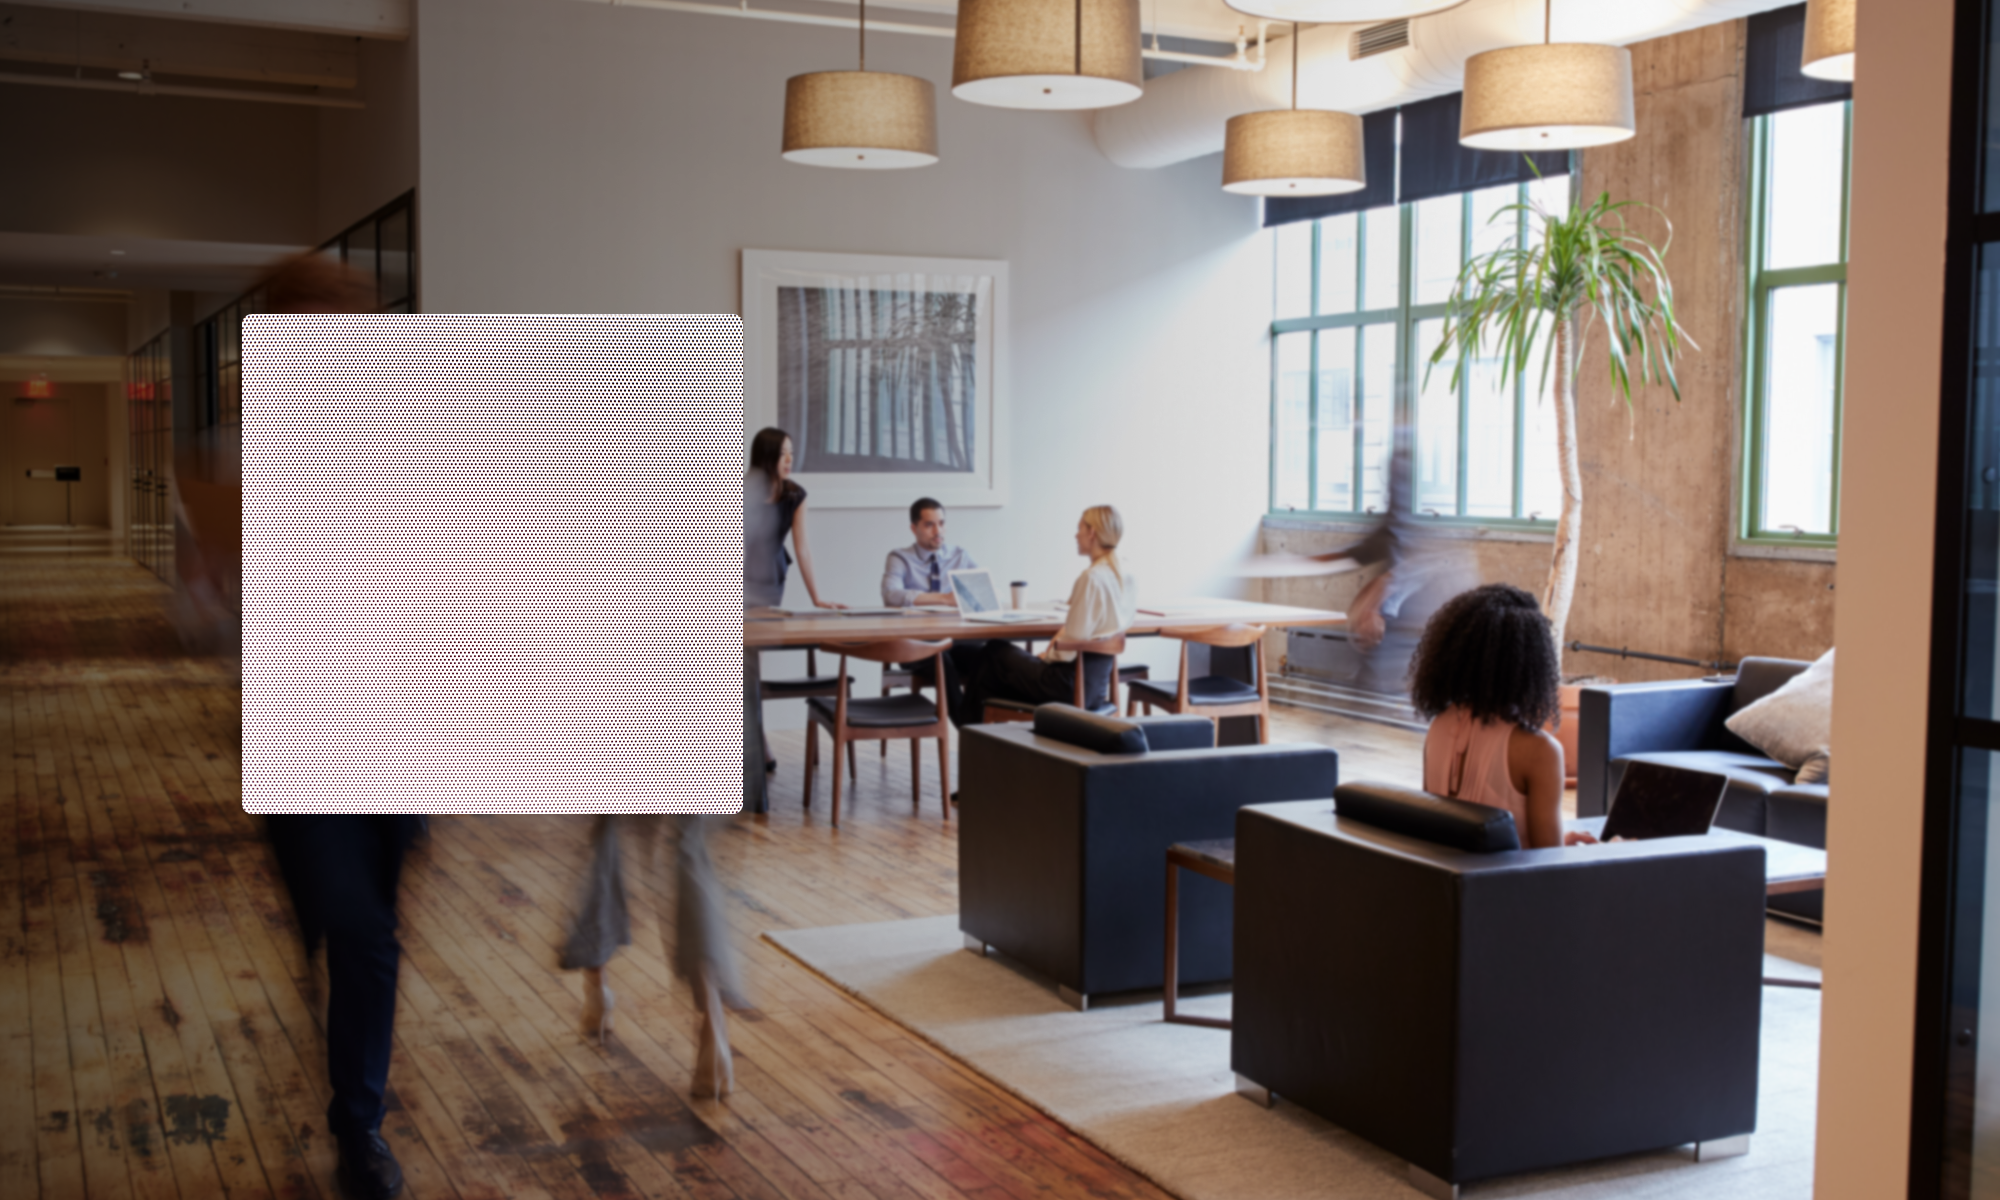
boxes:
[742,249,1009,508]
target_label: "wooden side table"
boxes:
[1164,838,1237,1029]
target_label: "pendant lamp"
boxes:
[783,0,939,168]
[1460,0,1634,152]
[1222,26,1365,197]
[1220,0,1465,25]
[952,0,1143,110]
[1800,0,1855,82]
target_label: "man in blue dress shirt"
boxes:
[882,497,987,680]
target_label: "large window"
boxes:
[1743,100,1850,544]
[1271,172,1571,523]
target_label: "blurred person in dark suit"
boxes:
[212,253,417,1200]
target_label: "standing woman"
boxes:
[952,505,1136,725]
[745,427,843,612]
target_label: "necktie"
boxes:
[928,555,941,595]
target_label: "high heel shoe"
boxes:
[580,970,615,1045]
[690,975,734,1100]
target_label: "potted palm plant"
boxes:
[1429,184,1692,778]
[1429,184,1691,652]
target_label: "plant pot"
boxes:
[1548,677,1615,789]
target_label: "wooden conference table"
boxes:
[742,598,1348,811]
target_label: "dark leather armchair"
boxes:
[1232,786,1766,1198]
[1577,657,1828,920]
[957,705,1338,1008]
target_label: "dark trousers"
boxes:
[266,815,417,1141]
[947,642,1112,727]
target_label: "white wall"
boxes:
[1816,0,1954,1194]
[415,0,1277,718]
[0,84,318,245]
[317,31,419,242]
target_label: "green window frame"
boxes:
[1741,100,1851,547]
[1268,174,1571,526]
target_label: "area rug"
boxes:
[766,916,1820,1199]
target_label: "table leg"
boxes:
[744,650,767,814]
[1164,859,1180,1023]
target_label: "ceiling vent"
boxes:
[1350,19,1411,60]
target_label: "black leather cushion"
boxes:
[1127,676,1262,707]
[1116,662,1152,680]
[1135,715,1217,751]
[1333,782,1522,853]
[761,674,852,699]
[1032,705,1150,755]
[806,693,943,728]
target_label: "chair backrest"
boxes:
[1333,782,1522,853]
[1731,657,1812,713]
[818,638,950,666]
[1176,623,1268,649]
[1054,633,1127,709]
[1168,623,1271,707]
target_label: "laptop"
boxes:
[949,568,1063,624]
[1598,760,1732,841]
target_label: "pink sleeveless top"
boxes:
[1423,707,1530,838]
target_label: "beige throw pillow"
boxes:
[1724,649,1834,783]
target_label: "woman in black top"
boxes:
[745,427,841,611]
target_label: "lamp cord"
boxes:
[1075,0,1082,76]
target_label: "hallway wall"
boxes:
[2,383,113,527]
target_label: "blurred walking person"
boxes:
[562,815,747,1099]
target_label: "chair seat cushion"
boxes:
[807,693,943,729]
[761,674,851,699]
[1127,676,1262,707]
[1115,662,1151,680]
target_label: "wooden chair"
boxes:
[981,634,1128,724]
[1123,624,1273,743]
[761,648,855,782]
[877,665,919,757]
[805,639,953,827]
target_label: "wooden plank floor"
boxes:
[2,533,1427,1200]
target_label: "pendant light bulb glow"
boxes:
[1221,25,1366,198]
[952,0,1143,111]
[782,0,939,168]
[1220,0,1465,25]
[1801,0,1855,82]
[1459,0,1634,152]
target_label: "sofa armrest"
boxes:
[1577,680,1736,817]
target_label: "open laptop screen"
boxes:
[1599,761,1731,841]
[949,568,1003,614]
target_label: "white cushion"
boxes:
[1725,649,1834,778]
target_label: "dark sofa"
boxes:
[1232,786,1765,1197]
[1578,657,1828,921]
[957,706,1339,1008]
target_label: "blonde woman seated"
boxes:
[949,505,1136,729]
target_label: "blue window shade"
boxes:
[1745,3,1851,117]
[1397,92,1569,206]
[1264,108,1398,227]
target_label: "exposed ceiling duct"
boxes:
[1093,0,1801,169]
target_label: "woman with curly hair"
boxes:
[1409,584,1595,850]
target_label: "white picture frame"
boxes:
[742,248,1009,509]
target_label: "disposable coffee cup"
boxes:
[1010,581,1028,610]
